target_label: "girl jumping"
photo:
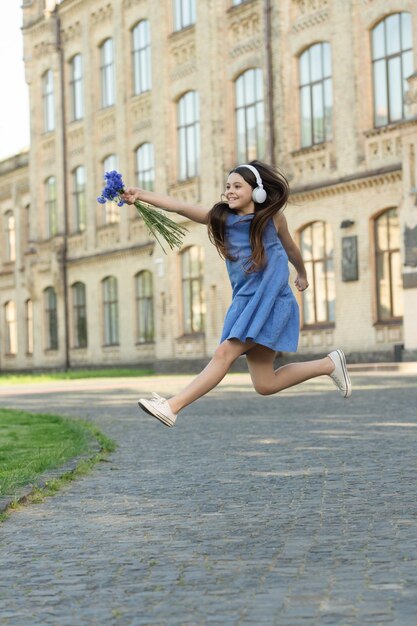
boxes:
[121,161,351,427]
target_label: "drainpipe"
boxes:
[264,0,276,167]
[54,6,71,371]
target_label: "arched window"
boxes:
[5,211,16,262]
[300,221,335,325]
[4,301,17,355]
[372,13,413,127]
[72,282,87,348]
[132,21,151,94]
[173,0,196,31]
[374,208,403,320]
[70,54,83,121]
[25,299,34,355]
[102,155,120,224]
[135,271,154,343]
[235,68,265,163]
[100,38,115,108]
[177,91,200,181]
[42,69,55,132]
[181,246,205,334]
[135,143,155,191]
[73,165,86,232]
[102,276,119,345]
[299,43,332,148]
[45,176,57,238]
[44,287,58,350]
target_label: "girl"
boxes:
[121,161,351,428]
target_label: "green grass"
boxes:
[0,408,114,498]
[0,368,154,385]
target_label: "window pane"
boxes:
[373,59,388,126]
[312,221,325,259]
[314,261,327,322]
[386,13,401,56]
[299,51,310,85]
[372,20,385,60]
[310,44,323,82]
[312,83,324,143]
[324,78,333,139]
[323,43,332,78]
[302,263,315,324]
[401,12,412,50]
[403,50,413,92]
[377,252,391,319]
[376,214,389,251]
[391,251,403,317]
[300,85,312,147]
[388,56,402,121]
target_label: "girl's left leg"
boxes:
[246,344,335,395]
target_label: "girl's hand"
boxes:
[295,275,309,292]
[120,187,144,205]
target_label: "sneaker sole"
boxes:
[335,349,352,398]
[138,400,175,427]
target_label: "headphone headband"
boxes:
[239,164,263,188]
[237,163,267,204]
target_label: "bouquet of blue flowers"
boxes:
[97,170,188,252]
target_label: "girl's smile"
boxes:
[225,173,254,214]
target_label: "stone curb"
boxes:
[0,438,102,515]
[348,361,417,373]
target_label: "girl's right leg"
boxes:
[138,339,254,426]
[246,344,338,395]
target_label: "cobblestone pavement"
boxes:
[0,371,417,626]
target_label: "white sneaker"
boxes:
[328,349,352,398]
[138,392,177,427]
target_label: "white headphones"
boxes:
[238,164,267,204]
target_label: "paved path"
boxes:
[0,371,417,626]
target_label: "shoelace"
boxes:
[151,392,166,405]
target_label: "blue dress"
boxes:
[220,212,299,352]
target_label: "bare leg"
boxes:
[168,339,254,414]
[246,344,334,395]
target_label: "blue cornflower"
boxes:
[98,170,126,206]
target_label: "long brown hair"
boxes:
[207,160,290,273]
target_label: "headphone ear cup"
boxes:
[252,187,267,204]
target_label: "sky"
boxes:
[0,1,30,160]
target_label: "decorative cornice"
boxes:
[291,165,402,201]
[67,242,155,266]
[291,9,329,33]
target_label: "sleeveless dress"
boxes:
[220,211,299,352]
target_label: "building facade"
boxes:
[0,0,416,371]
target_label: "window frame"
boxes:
[102,276,119,346]
[70,53,84,121]
[374,208,403,322]
[44,286,58,351]
[72,282,88,348]
[135,271,155,344]
[42,69,55,132]
[298,42,333,148]
[177,90,200,181]
[235,68,265,163]
[132,20,152,95]
[299,221,335,327]
[73,165,86,233]
[173,0,196,32]
[371,12,414,127]
[4,300,17,356]
[100,38,115,108]
[135,143,155,191]
[45,176,58,238]
[180,246,205,335]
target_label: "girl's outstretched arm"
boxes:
[121,187,210,224]
[275,213,309,292]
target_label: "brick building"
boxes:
[0,0,416,371]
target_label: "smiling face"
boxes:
[224,172,254,214]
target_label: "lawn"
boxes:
[0,368,154,385]
[0,408,109,498]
